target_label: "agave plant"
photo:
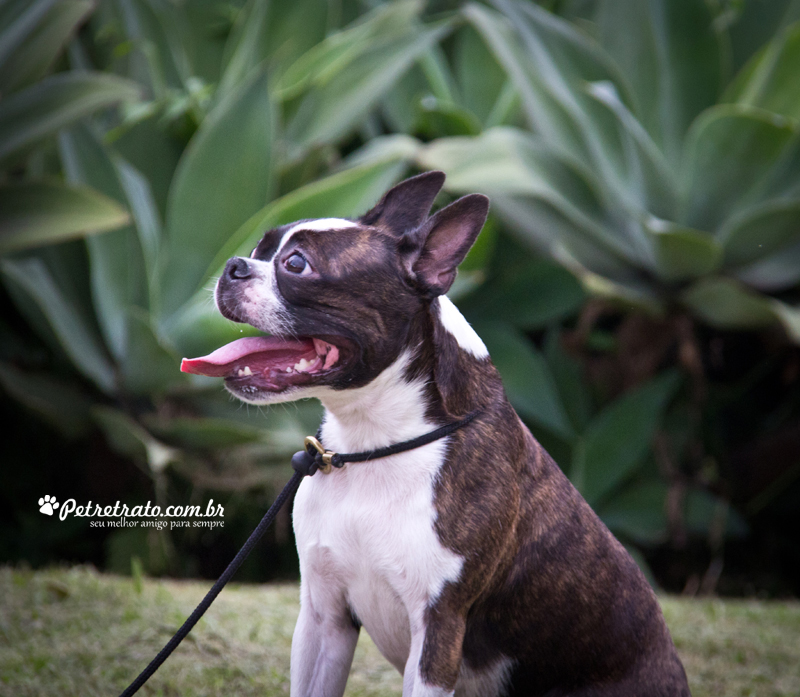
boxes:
[400,0,800,573]
[417,0,800,341]
[3,0,786,584]
[0,0,141,255]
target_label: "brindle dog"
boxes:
[182,172,691,696]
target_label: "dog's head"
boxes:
[181,171,488,405]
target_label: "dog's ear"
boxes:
[405,194,489,297]
[360,171,445,235]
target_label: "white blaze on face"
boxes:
[276,218,359,256]
[437,296,489,358]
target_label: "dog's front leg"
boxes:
[402,612,466,697]
[290,582,359,697]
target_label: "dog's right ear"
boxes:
[359,171,446,236]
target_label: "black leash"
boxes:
[118,410,479,697]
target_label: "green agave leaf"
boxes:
[342,133,422,170]
[551,241,664,314]
[463,259,585,330]
[115,0,190,98]
[418,128,643,270]
[92,405,179,473]
[161,66,273,319]
[763,132,800,202]
[727,0,800,74]
[685,488,748,539]
[92,406,147,461]
[485,79,521,129]
[591,0,724,163]
[688,277,800,342]
[473,11,634,213]
[770,299,800,344]
[474,321,573,439]
[454,23,509,124]
[544,329,591,433]
[286,19,452,157]
[142,414,263,449]
[114,156,162,288]
[419,44,459,104]
[58,125,148,361]
[0,362,91,437]
[0,0,92,94]
[720,200,800,267]
[491,196,642,288]
[726,21,800,121]
[735,237,800,292]
[0,0,57,75]
[0,71,142,165]
[681,277,777,329]
[416,98,483,138]
[1,251,70,355]
[598,479,669,545]
[464,3,589,162]
[122,307,186,395]
[643,216,722,282]
[471,0,644,201]
[0,181,129,255]
[681,105,796,232]
[584,81,678,219]
[381,63,429,134]
[571,370,680,507]
[274,0,421,102]
[492,0,628,98]
[112,115,182,218]
[0,257,116,393]
[217,0,271,99]
[220,0,329,92]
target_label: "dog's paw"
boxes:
[38,495,59,516]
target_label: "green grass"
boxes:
[1,566,798,696]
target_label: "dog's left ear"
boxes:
[405,194,489,297]
[360,171,445,235]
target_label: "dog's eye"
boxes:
[285,252,309,274]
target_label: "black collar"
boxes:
[291,410,481,476]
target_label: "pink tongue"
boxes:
[181,336,314,377]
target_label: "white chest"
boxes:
[292,440,464,670]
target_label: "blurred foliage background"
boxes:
[1,0,800,596]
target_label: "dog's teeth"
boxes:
[242,366,253,376]
[286,367,292,373]
[237,369,244,377]
[294,358,310,372]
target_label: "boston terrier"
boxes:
[181,172,691,696]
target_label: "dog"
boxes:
[181,171,691,696]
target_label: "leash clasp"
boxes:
[304,436,336,474]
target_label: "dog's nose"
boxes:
[226,257,252,280]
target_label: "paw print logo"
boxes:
[38,495,59,516]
